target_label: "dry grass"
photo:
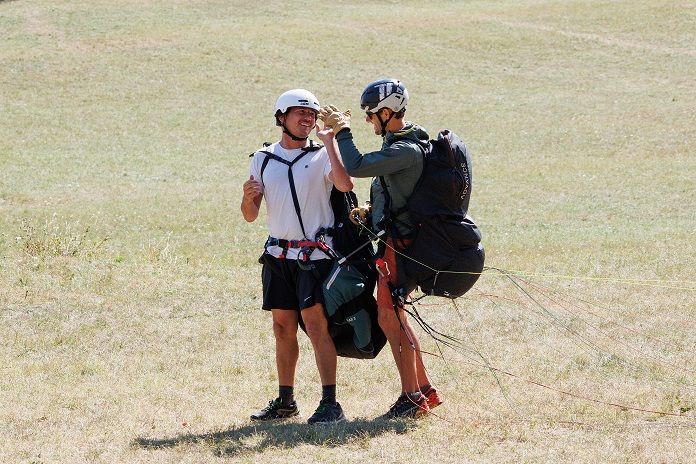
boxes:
[1,0,695,462]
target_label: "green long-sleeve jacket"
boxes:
[335,123,429,237]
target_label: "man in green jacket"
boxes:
[319,79,443,419]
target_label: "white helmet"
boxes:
[274,89,320,126]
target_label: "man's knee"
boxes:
[301,305,329,340]
[272,310,298,339]
[273,321,295,339]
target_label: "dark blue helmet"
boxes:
[360,79,409,114]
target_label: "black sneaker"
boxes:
[250,398,299,421]
[380,393,429,419]
[307,400,346,425]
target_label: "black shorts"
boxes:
[260,255,333,311]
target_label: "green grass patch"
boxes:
[1,0,695,462]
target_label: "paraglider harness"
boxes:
[252,142,386,359]
[254,141,335,264]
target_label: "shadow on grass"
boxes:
[134,417,417,457]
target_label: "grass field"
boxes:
[1,0,695,462]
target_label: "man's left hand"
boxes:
[319,105,351,135]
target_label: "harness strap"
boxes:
[376,137,428,256]
[255,142,346,268]
[265,228,340,264]
[258,141,323,239]
[378,175,410,254]
[265,237,321,249]
[375,257,416,351]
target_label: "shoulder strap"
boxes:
[378,175,409,252]
[377,137,427,249]
[256,141,324,239]
[256,140,323,180]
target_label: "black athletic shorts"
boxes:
[260,255,333,311]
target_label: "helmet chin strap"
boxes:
[282,124,308,141]
[376,110,395,138]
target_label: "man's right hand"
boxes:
[243,175,263,201]
[241,175,263,222]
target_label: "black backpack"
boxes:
[385,130,486,298]
[253,144,386,359]
[324,188,386,359]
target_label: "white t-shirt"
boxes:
[249,142,334,260]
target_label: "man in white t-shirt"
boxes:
[241,89,353,424]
